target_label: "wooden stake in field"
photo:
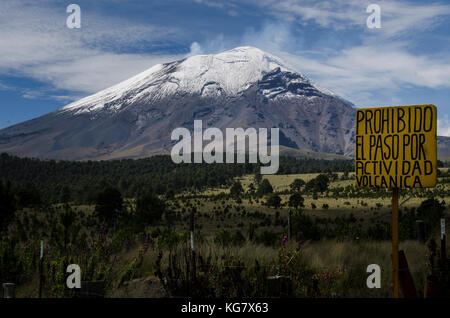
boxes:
[189,208,196,281]
[287,209,292,241]
[441,218,446,260]
[190,208,195,253]
[392,188,399,298]
[39,240,44,298]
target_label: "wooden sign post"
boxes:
[392,187,399,297]
[355,104,437,298]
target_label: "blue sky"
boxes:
[1,0,450,135]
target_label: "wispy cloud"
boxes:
[251,0,450,37]
[277,43,450,105]
[0,1,183,97]
[28,53,181,94]
[255,0,366,28]
[0,81,14,90]
[193,0,239,15]
[187,42,204,56]
[438,114,450,137]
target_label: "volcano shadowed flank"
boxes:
[0,46,447,160]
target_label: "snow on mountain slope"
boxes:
[62,46,333,115]
[0,46,361,160]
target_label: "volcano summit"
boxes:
[0,46,357,160]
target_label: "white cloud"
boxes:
[252,0,450,37]
[438,114,450,137]
[187,42,204,56]
[28,53,181,94]
[188,34,231,55]
[376,0,450,38]
[194,0,225,9]
[241,22,295,52]
[193,0,238,12]
[0,82,13,90]
[0,1,183,97]
[279,43,450,104]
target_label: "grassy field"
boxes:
[9,169,450,298]
[101,239,428,298]
[179,169,450,239]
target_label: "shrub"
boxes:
[288,193,305,209]
[256,230,280,247]
[16,182,42,207]
[291,210,321,240]
[230,181,244,199]
[417,198,446,240]
[0,181,15,233]
[290,179,305,193]
[306,174,329,193]
[135,191,166,227]
[266,193,282,208]
[215,229,232,247]
[94,188,125,225]
[231,230,246,246]
[257,179,273,196]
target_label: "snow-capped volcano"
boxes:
[62,47,335,115]
[0,46,358,160]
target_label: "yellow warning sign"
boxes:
[355,104,437,188]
